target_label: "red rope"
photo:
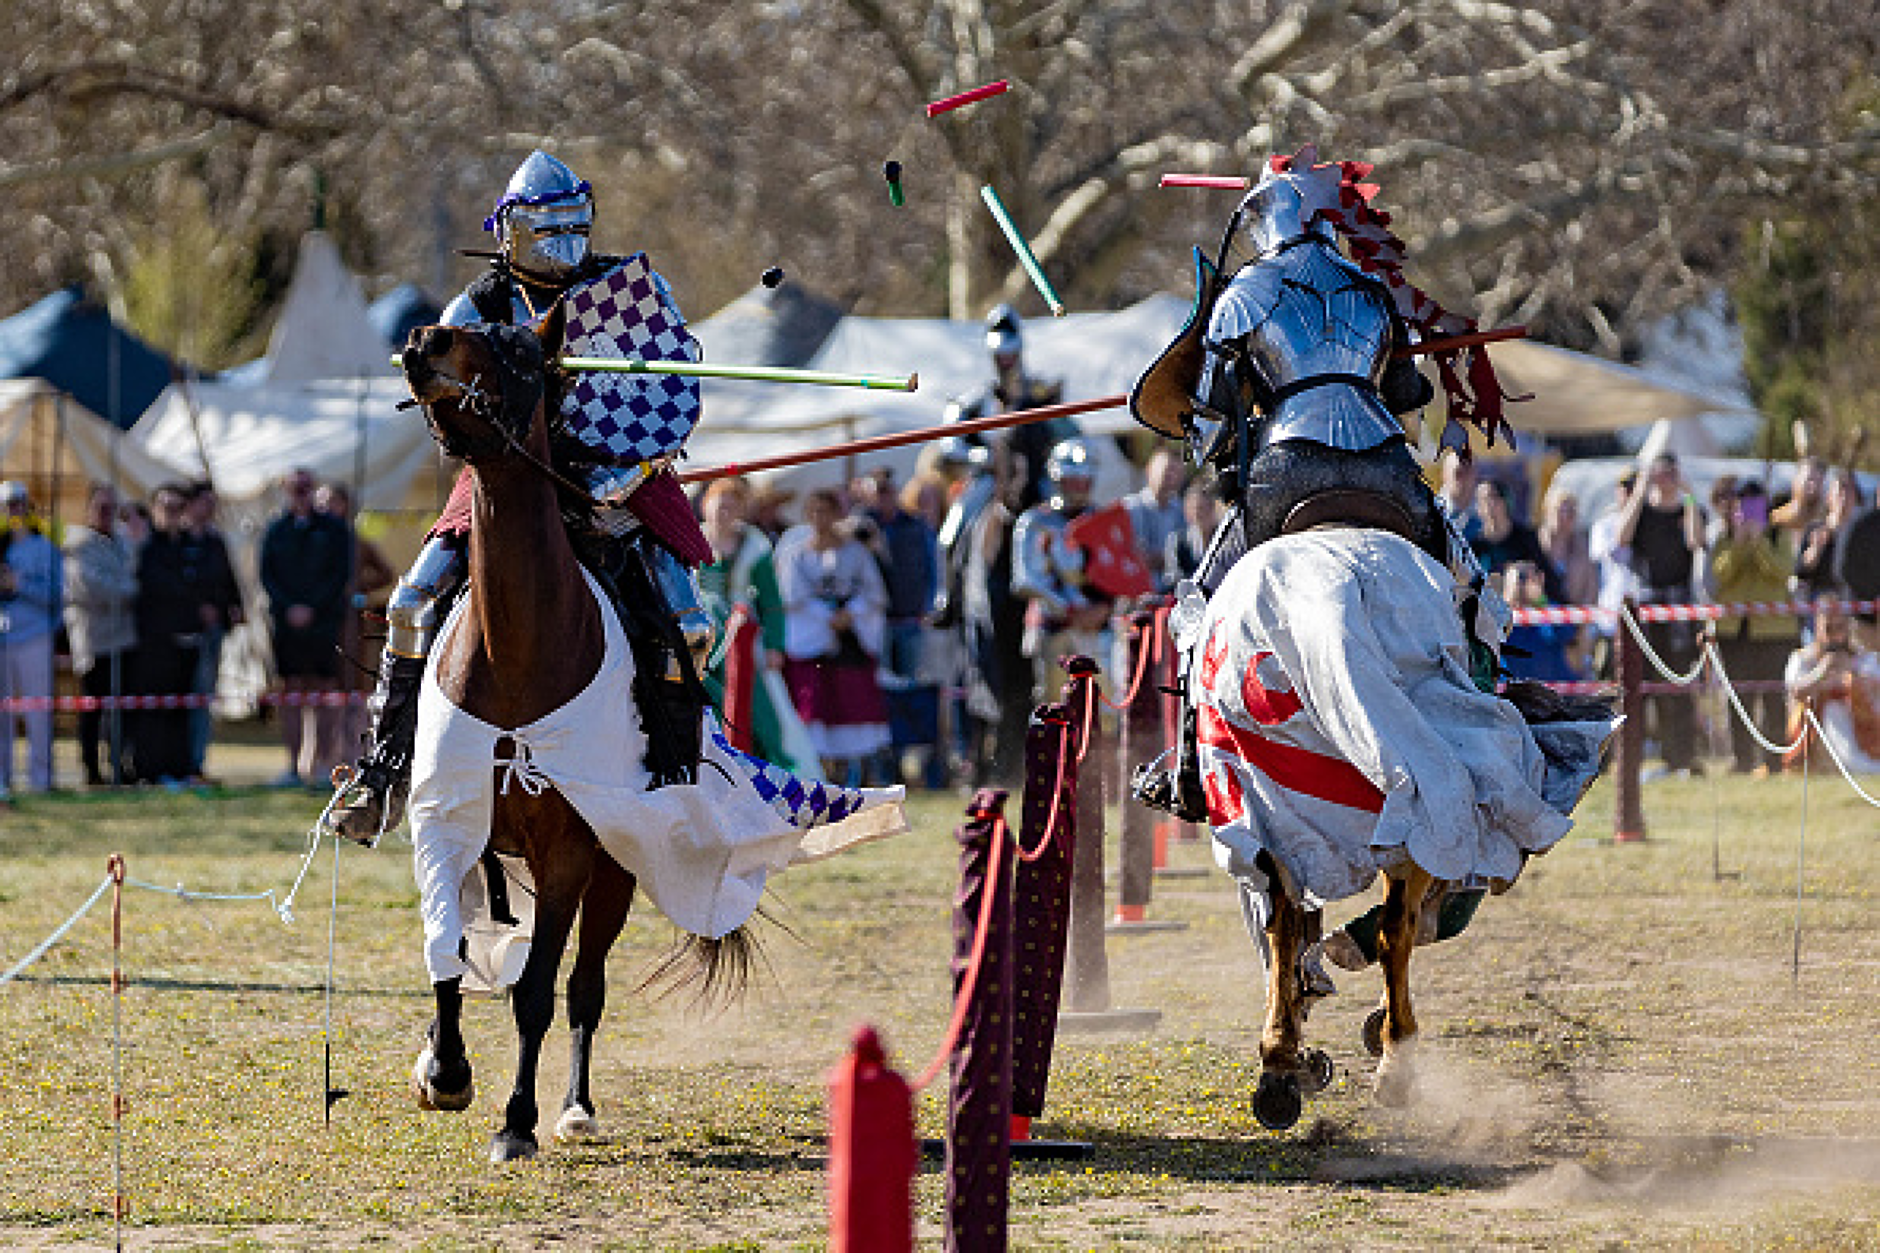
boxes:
[1096,617,1158,712]
[912,815,1009,1092]
[1013,723,1073,864]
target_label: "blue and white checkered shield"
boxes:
[558,253,702,464]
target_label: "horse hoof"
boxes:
[1253,1069,1303,1132]
[1361,1007,1387,1058]
[1297,1048,1335,1096]
[1374,1055,1416,1109]
[411,1046,474,1113]
[554,1105,601,1143]
[489,1131,539,1164]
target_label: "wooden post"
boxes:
[1115,612,1158,921]
[1614,597,1647,842]
[1057,658,1112,1013]
[1011,704,1076,1127]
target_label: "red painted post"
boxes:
[827,1025,916,1253]
[1614,596,1647,842]
[721,606,759,753]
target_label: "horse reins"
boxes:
[405,352,613,511]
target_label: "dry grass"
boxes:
[0,767,1876,1250]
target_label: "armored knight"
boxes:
[1130,146,1561,976]
[324,151,716,842]
[1010,438,1110,700]
[942,304,1069,513]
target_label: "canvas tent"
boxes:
[133,231,443,512]
[681,289,1754,500]
[0,287,185,525]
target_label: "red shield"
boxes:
[1064,503,1156,600]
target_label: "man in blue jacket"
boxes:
[0,481,63,802]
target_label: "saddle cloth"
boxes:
[1187,529,1612,908]
[559,253,702,465]
[409,567,906,986]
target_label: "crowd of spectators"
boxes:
[0,426,1872,800]
[1439,446,1874,779]
[0,471,378,801]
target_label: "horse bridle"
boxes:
[405,328,609,509]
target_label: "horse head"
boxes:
[401,309,565,462]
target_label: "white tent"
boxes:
[126,232,452,712]
[132,231,440,511]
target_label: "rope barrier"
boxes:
[1802,707,1880,810]
[1013,723,1072,864]
[1095,614,1160,713]
[0,874,116,987]
[0,690,368,713]
[1617,603,1710,687]
[1701,643,1809,757]
[1510,598,1877,626]
[911,815,1009,1093]
[0,831,331,991]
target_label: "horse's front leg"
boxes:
[1373,864,1435,1108]
[413,976,474,1111]
[491,820,593,1164]
[1242,857,1327,1131]
[555,852,636,1143]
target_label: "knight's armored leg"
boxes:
[323,535,465,843]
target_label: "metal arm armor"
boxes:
[385,534,467,658]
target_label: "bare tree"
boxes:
[3,0,1878,376]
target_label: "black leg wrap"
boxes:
[359,652,427,795]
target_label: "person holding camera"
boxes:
[1707,480,1796,774]
[0,481,63,802]
[1785,601,1880,773]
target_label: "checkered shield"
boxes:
[558,253,702,464]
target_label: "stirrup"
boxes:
[1130,749,1208,824]
[317,761,402,847]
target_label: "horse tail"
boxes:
[637,922,769,1009]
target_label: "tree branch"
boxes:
[0,124,234,191]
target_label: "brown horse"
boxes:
[1246,856,1437,1128]
[1178,533,1612,1133]
[398,315,732,1163]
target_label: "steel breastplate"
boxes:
[1217,245,1404,453]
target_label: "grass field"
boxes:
[0,758,1877,1250]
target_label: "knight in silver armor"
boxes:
[1128,149,1533,967]
[1181,160,1446,601]
[1011,438,1109,699]
[943,305,1070,512]
[323,150,713,842]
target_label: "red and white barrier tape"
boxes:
[0,690,368,713]
[1510,598,1876,626]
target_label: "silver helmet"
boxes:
[985,303,1023,364]
[1045,436,1097,485]
[1235,163,1336,258]
[484,150,594,283]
